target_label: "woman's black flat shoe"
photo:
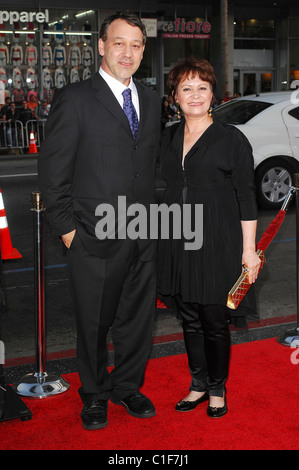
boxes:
[207,397,228,418]
[175,392,209,412]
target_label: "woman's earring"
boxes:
[208,107,213,117]
[176,101,181,120]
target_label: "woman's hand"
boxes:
[241,220,261,284]
[242,249,261,284]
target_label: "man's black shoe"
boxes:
[111,391,156,418]
[81,399,108,430]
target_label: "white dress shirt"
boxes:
[99,66,140,119]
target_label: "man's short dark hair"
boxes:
[100,11,147,44]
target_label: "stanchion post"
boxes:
[277,175,299,347]
[33,191,46,377]
[13,192,70,398]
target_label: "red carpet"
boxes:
[1,338,299,450]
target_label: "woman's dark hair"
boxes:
[167,57,217,96]
[100,12,147,44]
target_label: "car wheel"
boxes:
[255,159,295,210]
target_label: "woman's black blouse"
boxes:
[158,118,258,307]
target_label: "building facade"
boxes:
[0,0,298,103]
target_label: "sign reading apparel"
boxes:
[160,18,211,39]
[0,9,49,25]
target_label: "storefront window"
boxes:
[289,19,299,83]
[134,37,156,88]
[289,18,299,38]
[290,40,299,81]
[279,18,299,89]
[0,8,98,105]
[233,17,275,93]
[164,37,209,70]
[42,9,98,99]
[234,18,275,38]
[234,39,275,50]
[163,37,209,92]
[234,18,275,50]
[279,38,288,90]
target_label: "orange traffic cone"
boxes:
[28,131,38,154]
[0,188,22,260]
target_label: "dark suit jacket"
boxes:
[38,73,161,260]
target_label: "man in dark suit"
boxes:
[38,12,161,430]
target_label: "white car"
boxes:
[213,91,299,209]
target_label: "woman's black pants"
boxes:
[174,295,231,397]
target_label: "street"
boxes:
[0,153,297,362]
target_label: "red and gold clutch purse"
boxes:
[227,249,266,310]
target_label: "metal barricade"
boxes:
[0,119,47,152]
[38,119,47,144]
[24,119,47,149]
[0,120,24,151]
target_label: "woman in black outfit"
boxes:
[158,58,261,418]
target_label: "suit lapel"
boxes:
[134,80,147,140]
[91,73,151,141]
[91,72,131,134]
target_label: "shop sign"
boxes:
[0,9,49,25]
[159,18,211,39]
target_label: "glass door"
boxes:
[260,72,272,92]
[243,72,256,95]
[237,70,273,96]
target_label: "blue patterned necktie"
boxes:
[122,88,139,139]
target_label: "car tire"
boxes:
[255,158,296,210]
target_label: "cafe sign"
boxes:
[160,18,211,39]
